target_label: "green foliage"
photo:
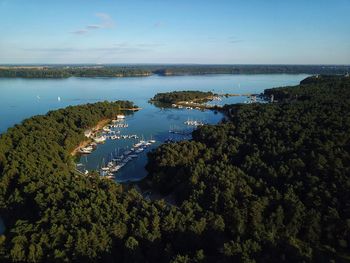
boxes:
[0,66,152,78]
[2,65,349,79]
[0,75,349,262]
[0,100,144,262]
[153,65,350,76]
[150,91,214,104]
[146,75,350,262]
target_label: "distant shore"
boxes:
[0,64,349,79]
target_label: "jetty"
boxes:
[99,139,156,178]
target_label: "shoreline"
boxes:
[70,108,142,156]
[172,93,251,109]
[70,119,112,156]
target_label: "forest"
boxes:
[0,67,152,78]
[0,65,349,78]
[145,75,350,262]
[0,75,349,262]
[152,65,350,76]
[150,91,214,104]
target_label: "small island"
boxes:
[149,90,251,110]
[150,90,224,109]
[150,90,214,103]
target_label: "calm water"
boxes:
[0,74,308,182]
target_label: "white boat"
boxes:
[103,127,112,132]
[78,148,92,154]
[94,136,106,143]
[78,145,93,154]
[135,148,144,154]
[184,119,204,126]
[134,142,143,148]
[110,166,120,172]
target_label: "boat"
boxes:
[109,166,120,172]
[107,161,115,167]
[134,142,143,148]
[94,136,106,143]
[124,150,132,155]
[78,147,92,154]
[103,126,112,132]
[184,118,204,126]
[135,148,144,154]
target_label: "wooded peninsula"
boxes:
[0,75,349,262]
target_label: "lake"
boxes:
[0,74,308,182]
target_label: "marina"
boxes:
[0,74,309,182]
[97,139,156,179]
[74,110,162,178]
[76,110,216,181]
[184,118,205,126]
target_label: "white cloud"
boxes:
[86,24,102,29]
[71,29,89,35]
[71,13,115,35]
[95,13,115,28]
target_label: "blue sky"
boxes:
[0,0,349,64]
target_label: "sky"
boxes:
[0,0,349,64]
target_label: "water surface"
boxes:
[0,74,308,181]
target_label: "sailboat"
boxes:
[149,135,156,144]
[57,96,61,102]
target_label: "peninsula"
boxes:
[0,76,349,262]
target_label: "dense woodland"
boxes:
[152,65,350,76]
[150,91,214,104]
[0,75,349,262]
[0,67,152,78]
[0,65,349,78]
[145,75,350,262]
